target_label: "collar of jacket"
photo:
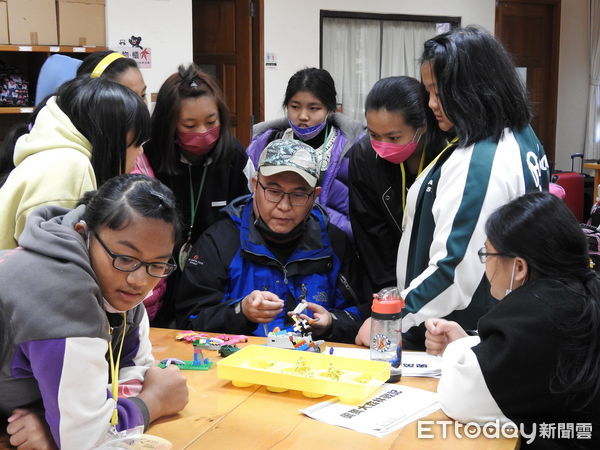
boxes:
[252,112,364,143]
[226,195,334,266]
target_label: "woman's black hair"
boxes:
[76,50,139,80]
[145,64,234,176]
[0,52,142,188]
[283,67,337,112]
[485,191,600,409]
[56,76,150,185]
[365,76,446,162]
[421,26,530,147]
[78,173,182,244]
[0,98,50,188]
[0,124,25,188]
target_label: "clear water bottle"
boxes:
[369,287,404,382]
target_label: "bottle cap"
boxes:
[371,287,404,314]
[371,297,404,314]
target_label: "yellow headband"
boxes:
[90,53,125,78]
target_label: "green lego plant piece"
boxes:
[158,360,213,370]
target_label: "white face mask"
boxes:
[505,259,518,296]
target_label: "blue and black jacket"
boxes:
[175,195,368,343]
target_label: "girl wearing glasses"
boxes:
[246,67,364,239]
[349,76,446,292]
[0,174,188,449]
[425,192,600,446]
[355,26,550,350]
[176,139,365,342]
[0,75,149,250]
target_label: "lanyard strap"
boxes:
[187,163,209,242]
[420,137,459,176]
[321,125,329,164]
[399,150,427,212]
[108,312,127,426]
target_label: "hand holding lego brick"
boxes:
[241,290,285,323]
[293,301,332,337]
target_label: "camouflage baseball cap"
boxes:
[258,139,320,187]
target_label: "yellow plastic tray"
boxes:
[217,345,390,404]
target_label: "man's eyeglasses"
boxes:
[257,179,315,206]
[477,247,508,264]
[93,232,177,278]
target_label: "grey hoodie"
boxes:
[0,205,151,449]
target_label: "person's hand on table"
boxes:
[424,318,468,355]
[137,365,189,423]
[288,301,332,336]
[6,408,56,450]
[241,290,284,323]
[354,317,371,347]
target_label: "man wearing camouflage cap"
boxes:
[175,139,366,343]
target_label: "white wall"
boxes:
[102,0,588,171]
[263,0,495,120]
[555,0,589,171]
[105,0,193,103]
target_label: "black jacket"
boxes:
[349,135,423,292]
[473,278,600,448]
[156,138,250,246]
[151,138,250,327]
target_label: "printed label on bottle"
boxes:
[371,333,392,352]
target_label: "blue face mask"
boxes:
[287,118,327,141]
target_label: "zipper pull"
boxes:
[282,266,288,284]
[300,283,307,301]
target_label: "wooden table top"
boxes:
[146,328,518,450]
[0,328,518,449]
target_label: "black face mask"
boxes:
[254,214,307,244]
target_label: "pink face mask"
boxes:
[370,132,421,164]
[177,126,221,156]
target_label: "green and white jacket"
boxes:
[397,126,550,341]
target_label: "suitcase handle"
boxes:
[572,153,584,173]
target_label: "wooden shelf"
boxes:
[0,107,35,115]
[0,45,107,53]
[0,45,109,137]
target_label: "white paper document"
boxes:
[324,347,442,378]
[300,383,440,438]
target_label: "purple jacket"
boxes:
[246,113,364,238]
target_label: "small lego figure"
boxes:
[193,341,209,365]
[290,302,311,335]
[323,362,341,381]
[294,357,314,377]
